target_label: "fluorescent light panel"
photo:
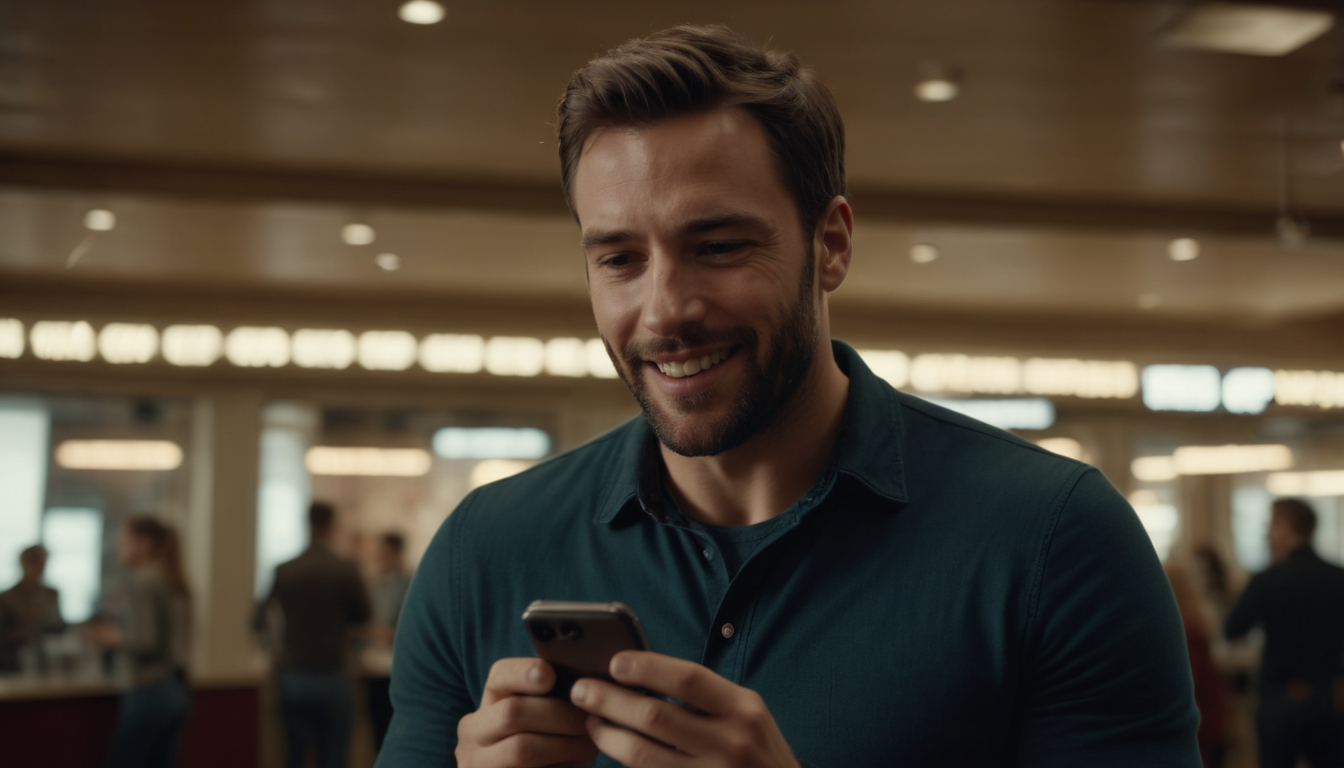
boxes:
[1275,370,1344,409]
[162,325,222,367]
[226,327,290,368]
[433,427,550,460]
[98,323,158,364]
[30,321,96,362]
[923,397,1056,431]
[304,447,432,477]
[55,440,183,471]
[1267,471,1344,497]
[0,319,24,359]
[1161,3,1334,56]
[1142,365,1221,411]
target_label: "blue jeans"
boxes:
[106,676,192,768]
[278,670,354,768]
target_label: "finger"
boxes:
[486,732,598,768]
[587,714,693,768]
[608,651,741,715]
[482,657,556,706]
[570,678,707,753]
[466,695,590,744]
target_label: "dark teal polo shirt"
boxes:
[379,341,1200,767]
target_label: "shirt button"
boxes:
[721,623,735,639]
[702,548,713,560]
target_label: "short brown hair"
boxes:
[1273,497,1318,539]
[557,25,846,237]
[309,501,335,531]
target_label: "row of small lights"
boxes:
[3,317,1343,413]
[0,318,618,378]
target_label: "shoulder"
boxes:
[896,390,1097,511]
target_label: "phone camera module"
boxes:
[530,620,556,642]
[559,621,584,640]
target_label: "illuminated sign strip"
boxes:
[2,318,1341,409]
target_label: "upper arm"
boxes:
[1223,575,1263,640]
[376,498,479,767]
[1015,469,1200,767]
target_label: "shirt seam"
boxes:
[1023,464,1093,645]
[452,491,477,701]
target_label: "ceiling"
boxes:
[1,0,1343,333]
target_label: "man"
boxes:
[0,545,65,675]
[380,25,1198,767]
[260,502,372,768]
[1226,498,1344,768]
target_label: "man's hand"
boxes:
[456,657,599,768]
[569,651,800,767]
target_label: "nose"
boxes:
[641,251,707,339]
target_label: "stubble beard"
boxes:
[602,256,820,458]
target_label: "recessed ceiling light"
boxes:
[910,243,939,263]
[1137,293,1162,310]
[1160,2,1334,56]
[915,61,961,102]
[915,79,958,102]
[374,253,401,272]
[399,0,445,25]
[84,209,115,231]
[341,223,376,246]
[1167,237,1199,261]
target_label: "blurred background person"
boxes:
[1226,498,1344,768]
[1166,560,1232,767]
[259,501,371,768]
[365,530,412,753]
[0,545,65,676]
[88,516,193,768]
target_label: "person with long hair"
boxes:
[1166,561,1233,767]
[89,515,193,768]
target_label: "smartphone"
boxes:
[522,600,650,697]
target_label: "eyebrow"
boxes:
[580,212,770,252]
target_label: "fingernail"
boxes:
[527,664,542,685]
[611,653,632,677]
[571,682,589,704]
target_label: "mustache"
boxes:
[622,326,758,361]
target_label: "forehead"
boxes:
[571,108,795,233]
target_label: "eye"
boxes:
[599,253,633,268]
[700,241,746,256]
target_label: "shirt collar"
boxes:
[592,338,909,524]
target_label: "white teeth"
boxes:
[657,349,731,378]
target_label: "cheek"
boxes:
[590,285,642,338]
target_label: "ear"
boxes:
[814,196,853,293]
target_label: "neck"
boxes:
[661,340,849,527]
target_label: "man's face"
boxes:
[1268,512,1300,562]
[572,109,822,457]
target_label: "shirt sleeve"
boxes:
[376,494,479,768]
[1223,573,1264,640]
[1015,468,1201,767]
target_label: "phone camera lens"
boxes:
[559,621,584,640]
[530,620,556,643]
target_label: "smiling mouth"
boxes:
[653,348,733,379]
